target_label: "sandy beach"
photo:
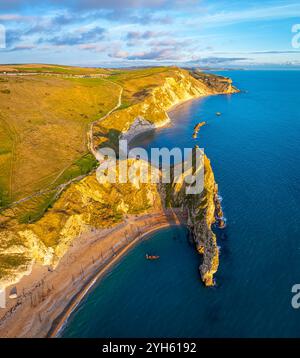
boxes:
[0,209,187,338]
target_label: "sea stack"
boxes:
[193,121,206,138]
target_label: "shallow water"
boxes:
[63,71,300,337]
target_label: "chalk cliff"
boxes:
[168,153,220,286]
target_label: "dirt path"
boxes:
[87,82,123,158]
[0,116,18,203]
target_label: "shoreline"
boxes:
[124,90,238,146]
[48,220,184,338]
[124,97,204,145]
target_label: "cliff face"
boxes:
[190,70,238,94]
[0,160,163,288]
[0,155,221,288]
[169,155,220,286]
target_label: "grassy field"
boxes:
[0,114,14,207]
[0,71,119,213]
[0,63,111,75]
[110,66,171,107]
[0,64,176,223]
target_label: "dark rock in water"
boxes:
[192,121,205,138]
[193,121,206,132]
[218,219,226,229]
[214,193,224,220]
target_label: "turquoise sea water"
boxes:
[63,71,300,337]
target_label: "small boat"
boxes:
[9,286,17,299]
[146,254,160,260]
[216,112,221,116]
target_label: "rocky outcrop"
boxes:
[193,121,206,139]
[169,154,221,286]
[214,191,226,229]
[190,69,238,94]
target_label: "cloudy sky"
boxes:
[0,0,300,68]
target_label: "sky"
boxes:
[0,0,300,68]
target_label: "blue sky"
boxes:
[0,0,300,67]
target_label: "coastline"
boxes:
[49,218,185,338]
[121,99,199,145]
[0,71,238,337]
[122,90,238,146]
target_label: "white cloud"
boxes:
[0,14,33,21]
[109,49,129,58]
[187,3,300,27]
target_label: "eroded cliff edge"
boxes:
[0,68,237,289]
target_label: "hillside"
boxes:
[0,66,174,223]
